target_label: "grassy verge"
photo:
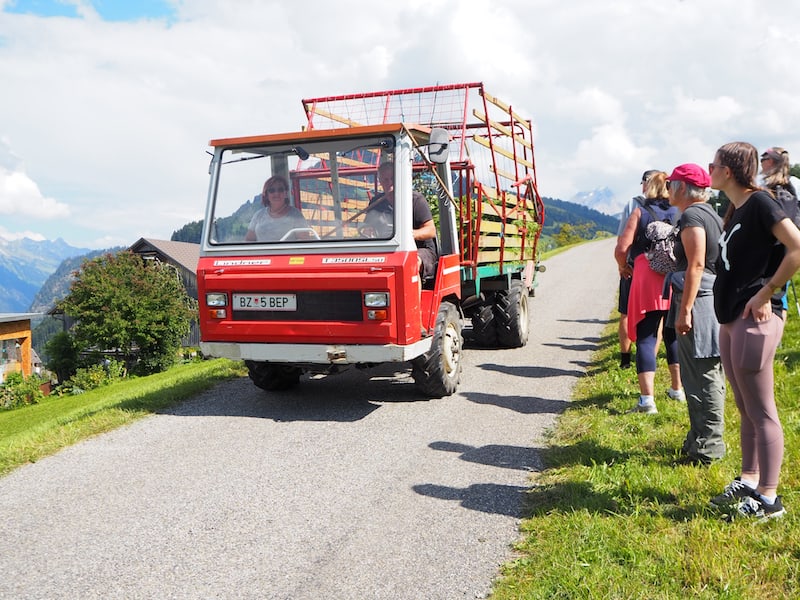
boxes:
[490,293,800,599]
[0,358,246,477]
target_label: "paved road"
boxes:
[0,238,618,600]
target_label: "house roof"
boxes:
[128,238,200,274]
[0,313,40,324]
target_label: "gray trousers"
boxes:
[676,329,727,460]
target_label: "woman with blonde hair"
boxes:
[708,141,800,520]
[615,171,684,414]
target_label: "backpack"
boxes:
[640,203,679,274]
[774,185,800,229]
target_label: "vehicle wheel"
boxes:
[245,360,302,391]
[468,296,498,347]
[412,302,463,398]
[494,280,529,348]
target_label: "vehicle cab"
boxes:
[197,124,462,392]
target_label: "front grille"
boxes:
[232,290,363,321]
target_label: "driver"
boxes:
[245,175,309,242]
[364,162,438,280]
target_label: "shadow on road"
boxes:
[412,482,529,518]
[461,391,569,415]
[429,440,544,471]
[164,364,430,422]
[476,363,585,379]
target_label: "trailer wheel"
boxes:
[245,361,301,391]
[494,280,529,348]
[469,296,499,347]
[412,302,463,398]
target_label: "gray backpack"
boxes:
[645,220,678,274]
[640,203,678,274]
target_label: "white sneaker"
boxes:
[627,401,658,414]
[666,388,686,402]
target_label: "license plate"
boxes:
[233,293,297,311]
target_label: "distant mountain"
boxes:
[172,197,259,244]
[570,187,621,216]
[29,248,121,314]
[542,197,619,237]
[0,237,92,313]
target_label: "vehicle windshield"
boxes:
[207,135,397,246]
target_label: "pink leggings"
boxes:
[718,315,785,489]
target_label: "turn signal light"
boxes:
[209,308,227,319]
[367,309,388,320]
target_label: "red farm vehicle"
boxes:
[197,82,545,397]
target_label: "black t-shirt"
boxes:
[411,192,437,256]
[366,191,437,255]
[673,203,723,274]
[713,190,787,323]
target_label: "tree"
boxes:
[58,251,196,374]
[553,223,592,247]
[172,220,203,243]
[44,331,80,383]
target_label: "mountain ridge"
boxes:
[0,237,93,313]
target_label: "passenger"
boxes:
[760,147,798,320]
[708,141,800,520]
[615,171,683,414]
[666,164,726,465]
[365,162,438,280]
[245,175,309,242]
[760,147,797,198]
[616,170,659,369]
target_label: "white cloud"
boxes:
[1,0,800,244]
[0,229,46,242]
[0,166,71,218]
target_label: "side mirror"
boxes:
[429,128,450,164]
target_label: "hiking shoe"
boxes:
[709,477,755,507]
[666,388,686,402]
[673,453,713,467]
[728,495,786,522]
[627,401,657,414]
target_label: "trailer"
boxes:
[198,82,545,397]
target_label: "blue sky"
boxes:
[1,0,800,250]
[4,0,175,21]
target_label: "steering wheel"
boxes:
[279,227,321,241]
[358,225,379,239]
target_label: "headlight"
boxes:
[364,292,389,308]
[206,293,228,307]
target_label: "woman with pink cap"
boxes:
[666,164,725,466]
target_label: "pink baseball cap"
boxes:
[667,163,711,188]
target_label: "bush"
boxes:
[61,359,127,395]
[0,372,46,410]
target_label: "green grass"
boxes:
[0,358,246,477]
[489,294,800,599]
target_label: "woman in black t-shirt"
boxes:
[709,142,800,520]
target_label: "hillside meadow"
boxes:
[489,279,800,599]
